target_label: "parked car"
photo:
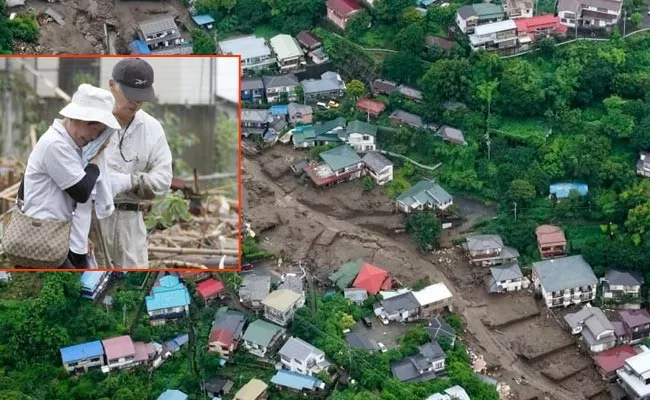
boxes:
[328,100,339,108]
[316,102,330,110]
[241,263,255,272]
[362,317,373,328]
[377,342,387,353]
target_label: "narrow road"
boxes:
[243,155,581,400]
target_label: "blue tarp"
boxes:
[549,183,588,199]
[418,0,436,6]
[192,14,215,26]
[60,340,104,364]
[271,370,324,391]
[129,40,151,55]
[156,389,188,400]
[271,105,289,116]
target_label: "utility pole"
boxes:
[623,9,627,36]
[575,5,580,38]
[514,202,518,222]
[122,304,127,326]
[485,131,491,161]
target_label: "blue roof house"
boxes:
[145,275,191,326]
[549,183,588,200]
[271,370,326,392]
[191,14,215,29]
[128,40,152,55]
[80,271,111,300]
[60,340,105,373]
[156,389,188,400]
[271,104,289,117]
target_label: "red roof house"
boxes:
[515,15,567,43]
[353,262,392,295]
[593,344,637,380]
[209,328,235,355]
[356,98,386,118]
[327,0,362,31]
[102,335,136,369]
[196,278,225,301]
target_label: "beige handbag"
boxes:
[1,177,73,268]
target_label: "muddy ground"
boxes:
[10,0,193,54]
[243,143,606,400]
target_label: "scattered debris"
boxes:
[44,8,65,26]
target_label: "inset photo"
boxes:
[0,55,241,271]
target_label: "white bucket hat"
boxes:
[58,84,121,130]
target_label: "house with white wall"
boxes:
[278,337,330,376]
[532,255,598,308]
[362,152,393,185]
[564,304,616,353]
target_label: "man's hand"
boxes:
[89,140,110,165]
[88,240,95,255]
[130,174,155,200]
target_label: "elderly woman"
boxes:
[18,84,121,268]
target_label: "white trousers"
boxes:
[97,209,148,268]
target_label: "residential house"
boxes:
[557,0,623,29]
[427,316,457,348]
[536,225,567,259]
[487,264,527,294]
[353,262,392,295]
[304,144,365,187]
[272,369,326,392]
[196,278,225,303]
[345,120,377,152]
[502,0,533,19]
[145,275,191,326]
[395,179,453,213]
[413,283,454,318]
[397,85,423,103]
[468,20,518,53]
[344,288,368,304]
[531,255,598,308]
[278,337,331,375]
[564,305,616,353]
[234,378,269,400]
[278,273,305,296]
[425,35,456,52]
[263,74,299,103]
[515,15,567,49]
[239,274,271,310]
[437,125,468,146]
[617,310,650,343]
[373,79,398,96]
[356,98,386,119]
[288,103,313,125]
[389,109,424,129]
[80,271,111,300]
[292,125,318,148]
[191,14,215,30]
[375,291,421,324]
[362,151,394,185]
[326,0,363,30]
[636,151,650,178]
[241,109,273,137]
[345,331,381,350]
[549,182,589,200]
[60,340,105,373]
[616,349,650,400]
[302,71,346,103]
[463,234,520,267]
[242,319,287,358]
[601,269,643,309]
[157,390,188,400]
[241,78,265,104]
[102,335,137,371]
[209,308,247,360]
[391,342,446,382]
[455,3,506,34]
[262,289,304,326]
[136,16,186,54]
[205,378,234,398]
[178,270,212,283]
[328,259,364,290]
[593,344,638,381]
[296,31,329,64]
[269,34,306,73]
[162,334,189,357]
[219,35,276,73]
[425,386,471,400]
[270,104,289,122]
[0,271,10,282]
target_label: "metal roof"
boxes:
[269,34,304,61]
[80,271,108,291]
[532,255,598,293]
[242,319,286,347]
[271,369,324,391]
[319,145,362,171]
[156,389,188,400]
[278,337,324,362]
[145,276,191,312]
[262,289,301,311]
[220,35,272,60]
[138,16,179,38]
[396,180,453,208]
[192,14,215,26]
[302,71,345,94]
[60,340,104,364]
[473,19,517,36]
[362,152,393,172]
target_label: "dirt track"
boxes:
[243,144,603,400]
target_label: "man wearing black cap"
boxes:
[94,57,173,269]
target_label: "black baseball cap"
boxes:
[112,58,156,102]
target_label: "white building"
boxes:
[413,283,454,318]
[637,151,650,178]
[362,152,394,186]
[617,349,650,399]
[345,120,377,152]
[557,0,622,28]
[219,35,276,73]
[278,337,330,376]
[564,305,616,353]
[488,264,528,294]
[468,20,518,52]
[502,0,533,19]
[269,34,305,73]
[532,255,599,308]
[262,289,304,327]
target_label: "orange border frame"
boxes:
[0,54,243,273]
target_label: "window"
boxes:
[363,135,370,141]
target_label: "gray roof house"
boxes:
[375,291,421,323]
[241,78,266,103]
[278,337,330,375]
[263,74,300,103]
[427,316,457,347]
[564,305,616,353]
[343,287,368,304]
[488,264,524,294]
[601,269,643,308]
[212,308,247,338]
[219,35,276,72]
[345,332,380,351]
[137,16,184,53]
[391,342,446,382]
[389,110,424,128]
[463,234,520,267]
[438,125,468,146]
[397,85,423,102]
[532,255,599,308]
[278,273,305,295]
[362,152,394,185]
[395,180,453,213]
[241,109,274,137]
[302,71,346,102]
[242,319,287,358]
[239,275,272,309]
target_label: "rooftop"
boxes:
[60,340,104,364]
[390,109,424,127]
[327,0,363,16]
[262,289,302,311]
[239,274,271,302]
[396,179,453,209]
[549,182,589,199]
[619,309,650,328]
[196,278,225,299]
[356,98,387,115]
[594,344,637,374]
[220,35,272,60]
[234,378,268,400]
[243,319,286,347]
[302,71,345,94]
[532,255,598,293]
[473,19,517,36]
[604,269,643,287]
[156,389,188,400]
[269,34,304,61]
[329,259,364,289]
[271,369,325,391]
[413,283,453,307]
[138,16,179,38]
[465,234,504,252]
[145,275,191,312]
[536,225,567,246]
[102,335,135,361]
[296,30,321,49]
[564,305,614,336]
[319,144,363,171]
[353,262,391,295]
[362,152,393,172]
[279,337,325,362]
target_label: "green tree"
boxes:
[345,10,372,40]
[375,0,414,24]
[9,12,38,43]
[295,84,304,103]
[507,179,536,207]
[361,175,376,191]
[382,51,424,86]
[420,58,472,105]
[631,12,643,27]
[601,95,635,139]
[496,60,545,117]
[191,29,216,54]
[346,79,366,99]
[405,212,441,252]
[395,23,425,54]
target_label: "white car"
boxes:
[316,102,330,110]
[377,342,387,353]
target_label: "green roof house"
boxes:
[329,259,364,290]
[292,125,317,148]
[455,3,505,34]
[395,179,453,213]
[304,144,364,186]
[344,120,378,152]
[242,319,287,358]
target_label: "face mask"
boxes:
[83,128,116,167]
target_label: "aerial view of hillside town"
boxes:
[3,0,650,399]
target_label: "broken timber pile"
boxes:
[148,177,239,269]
